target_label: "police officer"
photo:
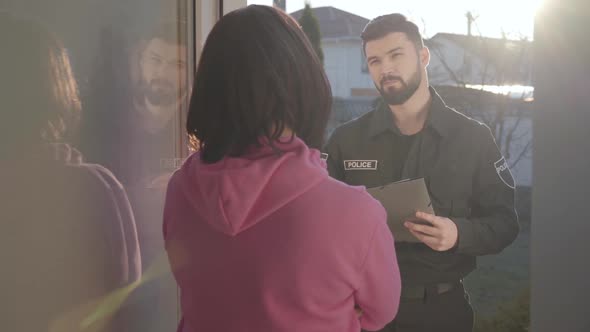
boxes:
[323,14,519,332]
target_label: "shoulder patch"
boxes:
[494,157,515,189]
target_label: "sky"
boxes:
[247,0,542,39]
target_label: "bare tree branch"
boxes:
[503,104,523,159]
[431,31,532,170]
[429,40,466,86]
[510,140,532,169]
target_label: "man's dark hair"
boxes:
[361,13,424,54]
[186,5,332,163]
[147,20,188,47]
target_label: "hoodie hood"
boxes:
[175,136,328,236]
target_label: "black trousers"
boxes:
[366,283,474,332]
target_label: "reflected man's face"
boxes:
[139,38,188,107]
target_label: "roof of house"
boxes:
[431,32,531,51]
[290,6,369,39]
[426,33,533,83]
[428,33,533,65]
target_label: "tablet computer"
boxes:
[367,178,435,243]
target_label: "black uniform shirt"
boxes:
[323,87,519,286]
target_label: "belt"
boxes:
[401,280,462,300]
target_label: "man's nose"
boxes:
[380,69,396,81]
[161,65,181,80]
[380,61,396,78]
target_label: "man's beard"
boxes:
[139,78,179,107]
[376,64,422,106]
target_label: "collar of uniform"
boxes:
[369,87,453,139]
[368,99,399,138]
[425,87,454,138]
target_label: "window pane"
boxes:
[1,1,208,331]
[244,1,533,329]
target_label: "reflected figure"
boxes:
[124,20,189,190]
[132,23,189,135]
[123,20,190,267]
[0,12,140,332]
[82,20,190,267]
[78,18,191,332]
[163,6,401,332]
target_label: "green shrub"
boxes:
[474,288,530,332]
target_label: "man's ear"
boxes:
[421,46,431,68]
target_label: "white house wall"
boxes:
[322,39,374,98]
[428,38,505,87]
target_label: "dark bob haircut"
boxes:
[0,12,81,149]
[186,5,332,163]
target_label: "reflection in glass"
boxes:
[1,12,141,331]
[79,14,193,332]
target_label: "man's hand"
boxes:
[404,211,459,251]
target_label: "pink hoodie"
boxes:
[163,137,401,332]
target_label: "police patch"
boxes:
[494,157,515,189]
[344,160,378,170]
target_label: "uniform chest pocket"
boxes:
[434,199,471,218]
[427,163,474,199]
[343,159,386,188]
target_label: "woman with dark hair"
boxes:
[0,12,140,331]
[163,5,401,332]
